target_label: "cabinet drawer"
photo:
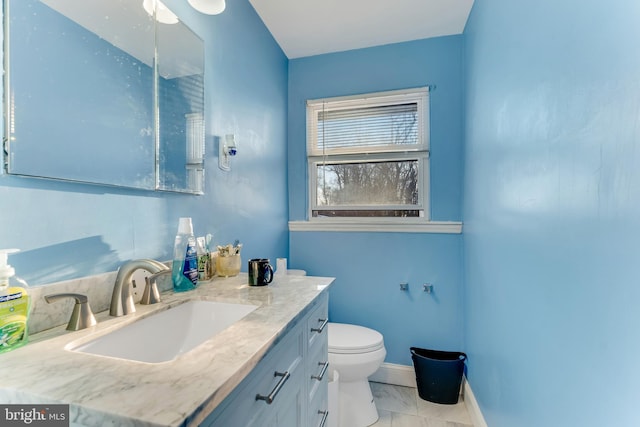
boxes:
[253,328,304,406]
[307,294,329,352]
[308,381,329,427]
[307,338,329,403]
[207,327,304,427]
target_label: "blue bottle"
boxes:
[172,218,198,292]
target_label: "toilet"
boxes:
[328,322,386,427]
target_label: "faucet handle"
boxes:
[141,270,170,305]
[44,293,97,331]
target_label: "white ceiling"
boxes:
[249,0,475,59]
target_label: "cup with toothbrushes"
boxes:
[216,241,242,277]
[204,234,217,278]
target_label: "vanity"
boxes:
[0,273,333,426]
[202,286,329,427]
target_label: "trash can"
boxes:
[410,347,467,404]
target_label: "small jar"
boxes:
[216,254,241,277]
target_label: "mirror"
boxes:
[156,8,205,194]
[4,0,205,194]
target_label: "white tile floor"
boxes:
[369,382,474,427]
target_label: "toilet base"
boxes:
[338,380,379,427]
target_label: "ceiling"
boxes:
[248,0,475,59]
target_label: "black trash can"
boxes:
[410,347,467,404]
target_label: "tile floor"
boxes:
[369,382,474,427]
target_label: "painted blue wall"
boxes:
[0,0,289,286]
[288,37,465,365]
[463,0,640,426]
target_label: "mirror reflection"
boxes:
[4,0,205,194]
[156,9,205,194]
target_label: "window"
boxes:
[307,88,430,221]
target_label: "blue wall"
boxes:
[0,0,289,286]
[463,0,640,425]
[288,37,465,365]
[10,1,637,423]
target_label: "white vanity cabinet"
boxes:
[203,292,329,427]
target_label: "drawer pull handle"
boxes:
[311,318,329,334]
[256,371,290,405]
[311,361,329,381]
[318,410,329,427]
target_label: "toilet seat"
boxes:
[328,323,384,354]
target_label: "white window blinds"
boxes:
[306,88,430,219]
[307,88,429,156]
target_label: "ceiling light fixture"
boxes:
[142,0,179,24]
[144,0,225,24]
[188,0,226,15]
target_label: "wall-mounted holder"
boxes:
[423,283,434,294]
[219,134,237,171]
[399,282,409,291]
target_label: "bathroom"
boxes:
[1,0,639,426]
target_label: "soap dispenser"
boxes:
[0,249,30,353]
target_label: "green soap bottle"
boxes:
[0,249,30,354]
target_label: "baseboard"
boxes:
[370,364,488,427]
[369,363,417,388]
[463,377,488,427]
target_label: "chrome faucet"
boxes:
[141,269,171,305]
[44,293,97,331]
[110,259,169,317]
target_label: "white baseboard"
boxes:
[369,363,417,388]
[370,364,488,427]
[463,377,488,427]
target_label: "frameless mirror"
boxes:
[156,10,205,194]
[4,0,205,194]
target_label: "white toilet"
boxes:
[328,322,386,427]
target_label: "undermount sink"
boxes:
[69,300,258,363]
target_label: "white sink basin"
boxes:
[70,300,258,363]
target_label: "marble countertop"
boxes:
[0,273,334,426]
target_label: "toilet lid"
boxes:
[328,323,384,354]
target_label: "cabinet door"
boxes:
[275,374,305,427]
[255,407,278,427]
[212,403,267,427]
[203,326,304,427]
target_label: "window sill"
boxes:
[288,220,462,234]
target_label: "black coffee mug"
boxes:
[248,258,274,286]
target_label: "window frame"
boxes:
[306,87,431,223]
